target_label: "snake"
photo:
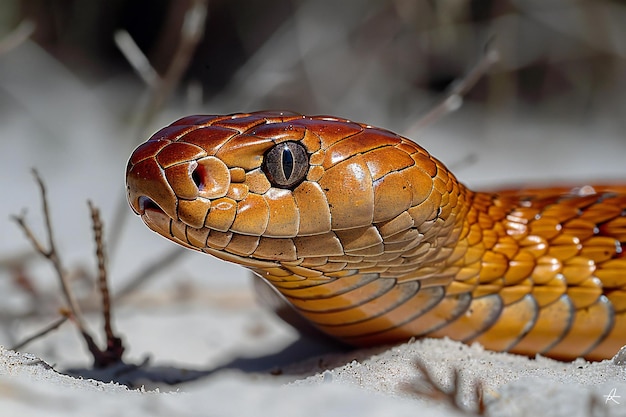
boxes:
[126,110,626,361]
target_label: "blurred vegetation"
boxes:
[2,0,624,127]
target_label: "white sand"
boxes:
[3,335,626,417]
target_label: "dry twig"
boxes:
[114,246,187,301]
[12,170,88,331]
[11,171,125,368]
[141,0,208,124]
[114,29,160,88]
[409,45,499,132]
[404,359,486,416]
[10,317,68,351]
[88,201,125,367]
[108,0,208,260]
[0,19,36,56]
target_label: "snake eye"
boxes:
[262,141,309,189]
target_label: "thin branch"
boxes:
[114,246,187,301]
[12,169,87,329]
[88,201,113,341]
[11,170,107,361]
[409,46,500,132]
[114,29,160,88]
[0,19,36,56]
[88,201,125,367]
[10,316,68,351]
[140,0,209,128]
[10,173,131,372]
[109,0,208,258]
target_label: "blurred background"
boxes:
[0,0,625,369]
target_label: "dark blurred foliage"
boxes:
[17,0,296,87]
[5,0,626,120]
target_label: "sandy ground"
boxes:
[2,39,626,417]
[3,336,626,417]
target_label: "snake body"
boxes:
[126,111,626,360]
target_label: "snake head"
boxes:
[126,111,454,271]
[126,112,310,250]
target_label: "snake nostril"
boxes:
[191,156,230,199]
[191,163,207,191]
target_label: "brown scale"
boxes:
[126,111,626,360]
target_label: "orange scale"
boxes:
[156,142,206,168]
[531,256,562,284]
[264,188,299,238]
[322,130,401,169]
[561,257,596,285]
[492,236,520,259]
[165,163,197,200]
[292,118,362,149]
[580,203,623,224]
[606,289,626,312]
[478,251,509,283]
[245,169,271,194]
[560,218,598,241]
[176,125,239,154]
[211,114,268,132]
[214,134,274,170]
[170,114,223,126]
[470,295,537,352]
[499,279,533,305]
[566,277,603,309]
[529,217,562,240]
[372,173,413,223]
[300,128,322,153]
[225,234,260,256]
[364,146,414,181]
[531,276,567,307]
[177,199,210,229]
[509,295,573,357]
[148,124,198,143]
[319,156,375,230]
[204,197,237,232]
[252,237,296,261]
[186,227,210,249]
[579,236,621,263]
[292,182,332,235]
[248,121,306,141]
[226,183,249,201]
[547,235,583,262]
[546,296,614,360]
[599,216,626,242]
[306,165,324,182]
[206,230,233,249]
[408,150,438,177]
[595,259,626,287]
[231,194,269,235]
[503,251,536,284]
[294,233,344,258]
[127,158,177,219]
[129,139,170,165]
[518,235,548,258]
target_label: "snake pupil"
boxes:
[282,147,294,180]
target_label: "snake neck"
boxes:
[397,176,514,292]
[429,185,532,296]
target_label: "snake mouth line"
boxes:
[135,196,168,219]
